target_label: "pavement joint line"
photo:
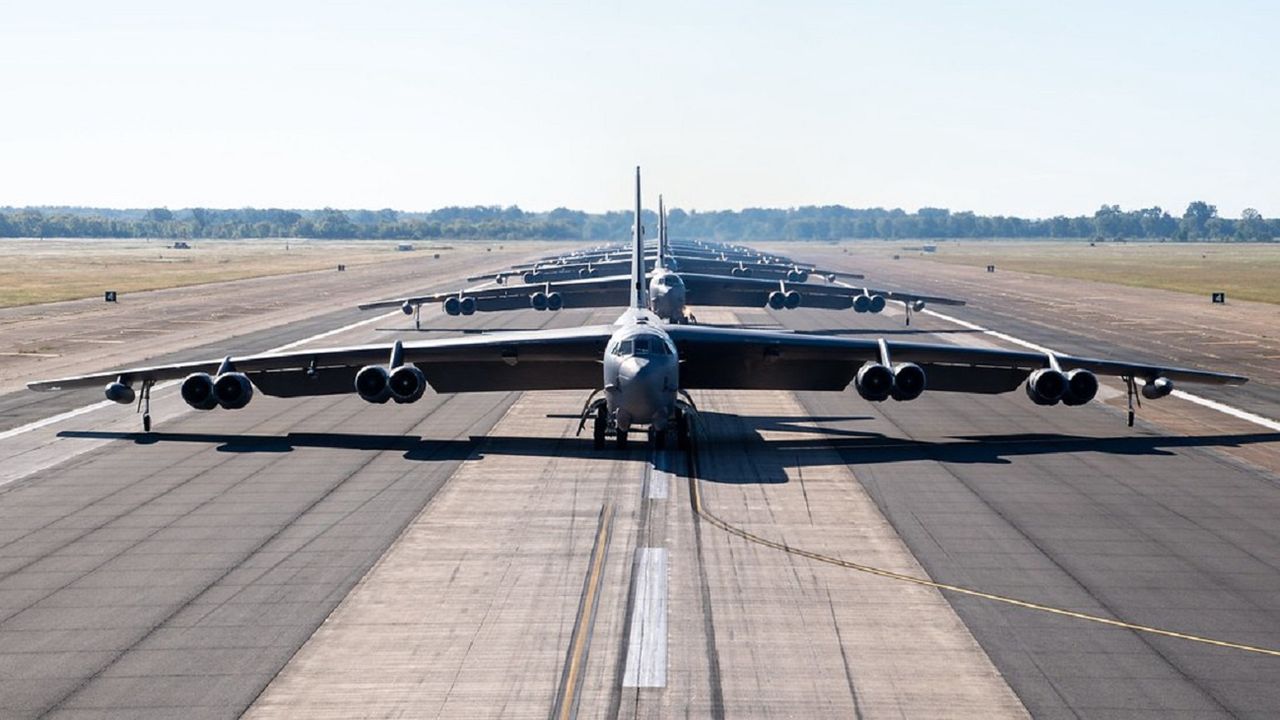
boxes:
[682,429,1280,659]
[0,309,402,443]
[921,307,1280,433]
[554,502,616,720]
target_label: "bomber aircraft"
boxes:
[361,197,962,327]
[29,168,1247,450]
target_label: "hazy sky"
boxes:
[2,1,1276,217]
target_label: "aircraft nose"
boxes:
[617,356,663,420]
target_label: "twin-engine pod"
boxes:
[180,372,254,410]
[767,291,786,310]
[530,291,548,311]
[785,269,810,283]
[784,290,800,309]
[356,363,427,404]
[522,271,536,284]
[853,293,886,313]
[731,267,752,277]
[459,296,477,315]
[1025,368,1098,406]
[1141,376,1174,399]
[854,362,927,402]
[104,381,135,404]
[546,292,563,311]
[443,296,461,315]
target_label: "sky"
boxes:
[1,1,1276,218]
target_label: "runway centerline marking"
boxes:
[922,308,1280,433]
[622,548,669,688]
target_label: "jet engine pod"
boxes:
[443,296,461,316]
[522,271,536,284]
[1025,368,1068,406]
[783,290,801,309]
[578,267,590,278]
[855,362,894,402]
[459,296,477,315]
[890,363,926,401]
[213,372,254,410]
[1061,368,1099,406]
[401,301,414,316]
[388,365,427,404]
[530,291,548,311]
[180,372,219,410]
[793,269,809,283]
[104,381,135,405]
[853,294,871,313]
[1141,376,1174,400]
[767,291,787,310]
[546,292,564,311]
[868,294,886,313]
[785,269,801,282]
[354,365,392,403]
[730,267,743,277]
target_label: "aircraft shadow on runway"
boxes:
[58,420,1280,486]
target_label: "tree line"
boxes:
[0,201,1274,241]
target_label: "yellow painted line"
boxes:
[685,446,1280,659]
[555,503,615,720]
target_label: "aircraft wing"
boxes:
[678,273,965,310]
[665,325,1247,392]
[28,325,616,396]
[360,275,633,314]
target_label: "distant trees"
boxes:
[0,201,1274,241]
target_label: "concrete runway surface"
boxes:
[1,252,1278,718]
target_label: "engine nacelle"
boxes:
[579,267,590,278]
[1025,368,1068,406]
[783,290,801,309]
[1061,368,1099,406]
[853,294,871,313]
[855,362,895,402]
[355,365,392,403]
[731,267,743,277]
[786,269,802,282]
[181,372,219,410]
[522,271,536,284]
[793,269,809,283]
[1141,376,1174,400]
[868,294,886,313]
[104,381,135,405]
[459,296,477,315]
[910,299,926,312]
[767,291,786,310]
[530,291,548,311]
[890,363,927,401]
[443,296,461,316]
[546,292,564,311]
[214,372,254,410]
[388,365,427,404]
[401,301,414,316]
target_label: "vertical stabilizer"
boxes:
[631,166,647,309]
[657,195,667,270]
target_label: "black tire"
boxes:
[143,414,152,433]
[593,406,607,450]
[676,411,691,451]
[616,430,629,450]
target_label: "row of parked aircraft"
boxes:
[29,168,1246,449]
[361,195,961,329]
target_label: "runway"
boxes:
[1,257,1279,718]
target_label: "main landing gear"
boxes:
[136,379,154,432]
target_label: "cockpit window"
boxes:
[633,337,651,354]
[612,340,633,356]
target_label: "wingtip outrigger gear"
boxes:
[136,379,154,432]
[1124,375,1142,427]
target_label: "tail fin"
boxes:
[630,166,647,309]
[657,195,667,270]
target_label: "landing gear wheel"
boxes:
[652,427,667,450]
[676,410,691,451]
[593,405,607,450]
[616,430,629,450]
[143,414,152,433]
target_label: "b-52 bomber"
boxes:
[29,168,1246,449]
[361,197,963,327]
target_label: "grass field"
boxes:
[0,239,454,308]
[913,241,1280,305]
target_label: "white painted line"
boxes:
[622,548,668,688]
[272,310,401,352]
[922,308,1280,432]
[646,452,673,500]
